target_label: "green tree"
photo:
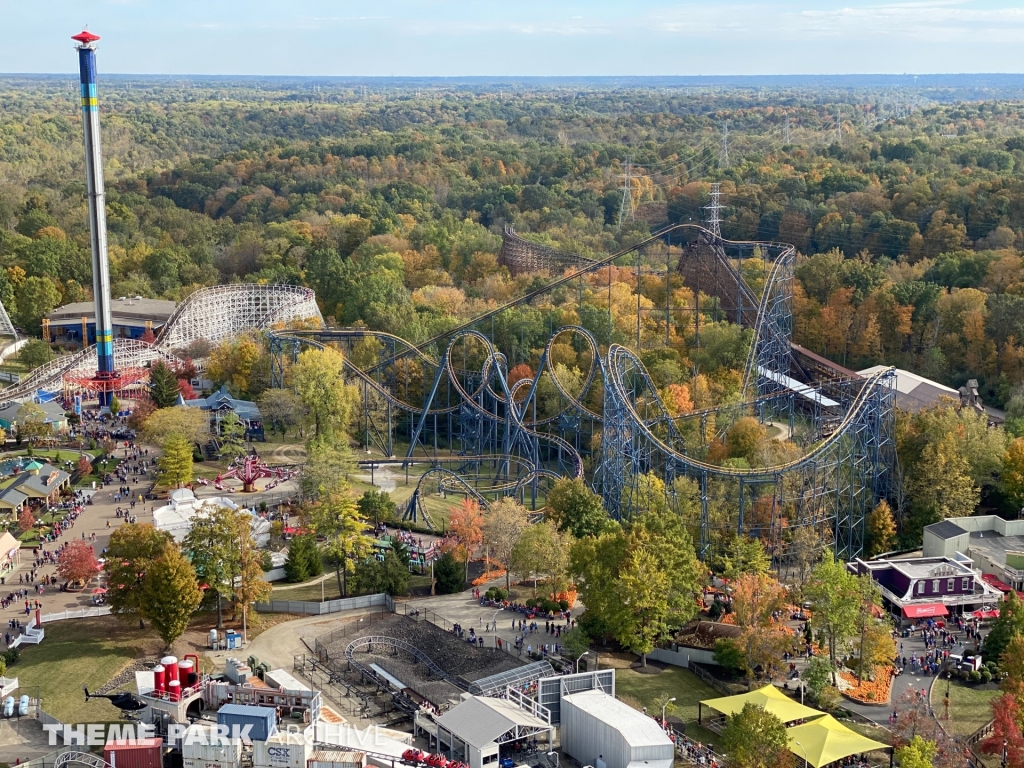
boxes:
[17,339,53,369]
[217,412,247,461]
[284,533,323,583]
[718,536,771,580]
[560,626,592,664]
[1004,437,1024,512]
[109,395,121,415]
[300,441,354,500]
[713,638,746,673]
[804,656,836,700]
[546,477,608,539]
[303,484,372,597]
[985,590,1024,661]
[721,703,794,768]
[610,547,669,666]
[149,360,181,408]
[357,489,396,526]
[16,402,50,443]
[896,736,938,768]
[103,524,174,627]
[433,550,465,594]
[510,520,571,596]
[183,506,241,628]
[144,543,202,647]
[292,347,355,446]
[158,432,194,488]
[15,276,60,335]
[803,553,862,684]
[354,551,410,596]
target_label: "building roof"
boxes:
[786,715,888,768]
[0,532,19,557]
[46,296,177,327]
[924,520,970,541]
[185,385,262,421]
[8,464,70,497]
[701,684,823,723]
[858,365,959,413]
[0,401,67,425]
[436,696,551,749]
[0,489,25,510]
[562,690,674,749]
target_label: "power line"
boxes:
[618,155,634,231]
[720,121,730,169]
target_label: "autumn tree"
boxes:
[729,572,791,686]
[610,547,669,666]
[183,506,240,628]
[718,536,771,580]
[17,507,34,533]
[140,406,209,447]
[143,543,202,648]
[303,483,372,597]
[230,507,272,621]
[866,500,897,556]
[483,497,529,588]
[158,432,194,488]
[897,737,939,768]
[981,695,1024,768]
[207,334,265,400]
[300,441,354,500]
[56,540,98,585]
[447,497,485,582]
[291,346,355,446]
[257,389,307,437]
[985,591,1024,661]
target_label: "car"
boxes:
[17,695,28,716]
[426,754,450,768]
[2,697,13,718]
[403,750,426,764]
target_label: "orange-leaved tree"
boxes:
[446,498,484,581]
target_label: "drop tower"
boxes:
[72,30,117,408]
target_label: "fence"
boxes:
[254,592,393,616]
[648,645,718,669]
[689,663,734,696]
[41,607,111,622]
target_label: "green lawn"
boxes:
[14,617,157,723]
[271,575,344,602]
[930,679,999,738]
[614,665,722,747]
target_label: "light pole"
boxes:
[575,651,589,673]
[795,741,808,768]
[661,697,676,726]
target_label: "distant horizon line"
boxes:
[2,72,1024,82]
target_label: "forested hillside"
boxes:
[4,79,1024,413]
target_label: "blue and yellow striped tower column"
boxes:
[73,30,117,407]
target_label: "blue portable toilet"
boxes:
[226,630,239,649]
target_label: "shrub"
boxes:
[558,599,569,611]
[969,670,982,682]
[980,669,993,683]
[485,587,508,601]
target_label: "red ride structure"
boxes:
[216,454,293,493]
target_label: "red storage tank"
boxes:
[167,679,181,702]
[178,659,194,688]
[152,665,165,694]
[104,738,163,768]
[162,656,178,684]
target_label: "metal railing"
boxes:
[254,592,390,615]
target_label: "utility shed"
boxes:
[435,695,554,768]
[560,690,674,768]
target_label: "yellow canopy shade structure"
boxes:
[699,684,824,724]
[786,715,890,768]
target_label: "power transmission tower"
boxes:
[704,182,722,239]
[617,156,634,231]
[784,116,791,144]
[720,122,730,169]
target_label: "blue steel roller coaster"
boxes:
[271,222,895,570]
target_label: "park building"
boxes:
[43,296,177,348]
[0,461,71,512]
[0,401,68,433]
[923,515,1024,594]
[184,385,265,441]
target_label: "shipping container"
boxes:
[183,759,242,768]
[104,738,164,768]
[253,729,312,768]
[181,724,243,762]
[218,703,278,743]
[309,750,367,768]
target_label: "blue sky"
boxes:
[5,0,1024,76]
